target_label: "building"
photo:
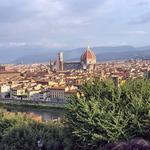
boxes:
[64,61,81,70]
[53,52,64,71]
[45,86,77,102]
[51,46,96,71]
[0,71,20,79]
[0,65,5,72]
[10,87,27,99]
[58,52,64,71]
[80,46,96,69]
[0,84,10,98]
[45,87,66,102]
[29,91,46,101]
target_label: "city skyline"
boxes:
[0,0,150,62]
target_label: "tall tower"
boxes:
[0,65,5,72]
[49,59,53,71]
[58,52,64,71]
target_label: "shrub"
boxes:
[66,78,150,149]
[0,111,67,150]
[0,121,65,150]
[0,111,33,142]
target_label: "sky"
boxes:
[0,0,150,50]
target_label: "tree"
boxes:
[66,78,150,149]
[0,111,67,150]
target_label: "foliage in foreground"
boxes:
[66,78,150,149]
[0,111,66,150]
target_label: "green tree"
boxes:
[66,78,150,149]
[120,78,150,139]
[0,121,66,150]
[0,110,67,150]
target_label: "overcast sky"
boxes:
[0,0,150,49]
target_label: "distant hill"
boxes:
[63,46,150,61]
[63,46,136,61]
[5,45,150,64]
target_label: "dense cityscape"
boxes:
[0,46,150,103]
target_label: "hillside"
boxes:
[4,45,150,64]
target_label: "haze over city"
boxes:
[0,0,150,62]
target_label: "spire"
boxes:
[87,45,90,50]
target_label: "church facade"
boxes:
[49,46,96,71]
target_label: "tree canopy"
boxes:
[66,78,150,149]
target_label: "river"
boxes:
[5,106,65,121]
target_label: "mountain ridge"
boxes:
[1,45,150,64]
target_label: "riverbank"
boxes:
[0,99,66,110]
[0,104,65,121]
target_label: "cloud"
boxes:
[0,0,111,43]
[137,1,149,6]
[0,0,150,53]
[0,0,66,23]
[0,0,111,24]
[8,42,27,47]
[0,40,69,49]
[0,42,27,47]
[122,30,147,35]
[129,12,150,24]
[0,0,36,23]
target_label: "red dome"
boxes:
[81,46,96,64]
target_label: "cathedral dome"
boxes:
[81,46,96,65]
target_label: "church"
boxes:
[49,46,96,71]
